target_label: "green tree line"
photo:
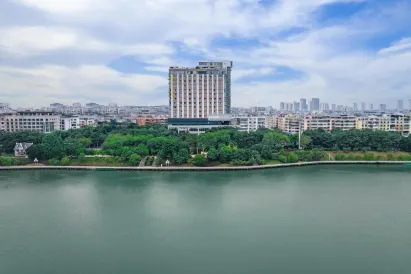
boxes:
[1,124,411,166]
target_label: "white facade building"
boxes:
[60,117,80,131]
[231,116,267,132]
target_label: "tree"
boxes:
[207,147,219,161]
[129,154,142,166]
[79,137,92,148]
[26,144,44,160]
[262,131,290,151]
[192,154,207,166]
[135,144,149,156]
[173,148,189,165]
[42,133,64,159]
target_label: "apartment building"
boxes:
[266,116,279,129]
[277,115,301,134]
[60,117,80,131]
[356,114,411,135]
[169,61,232,119]
[231,116,267,132]
[304,115,357,131]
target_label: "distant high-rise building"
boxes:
[300,98,307,111]
[320,103,329,112]
[311,98,320,111]
[397,100,404,111]
[331,104,336,112]
[293,101,300,112]
[353,103,358,111]
[370,104,374,111]
[169,61,232,118]
[361,102,366,111]
[337,105,344,112]
[380,104,387,112]
[280,102,285,111]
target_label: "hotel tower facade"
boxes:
[169,61,233,119]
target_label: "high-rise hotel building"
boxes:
[169,61,233,119]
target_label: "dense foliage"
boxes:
[1,124,411,166]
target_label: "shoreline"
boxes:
[1,161,411,172]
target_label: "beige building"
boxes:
[277,115,301,134]
[304,115,356,131]
[356,114,410,136]
[169,61,232,119]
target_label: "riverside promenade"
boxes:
[1,161,411,172]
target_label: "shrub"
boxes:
[363,153,375,161]
[129,154,142,166]
[386,153,395,161]
[61,157,71,166]
[0,156,13,166]
[48,158,61,166]
[334,154,346,161]
[287,153,299,163]
[192,154,207,166]
[278,155,287,163]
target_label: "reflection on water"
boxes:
[1,166,411,274]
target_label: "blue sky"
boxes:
[1,0,411,108]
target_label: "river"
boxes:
[1,165,410,274]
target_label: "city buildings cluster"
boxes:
[2,60,411,136]
[280,98,411,113]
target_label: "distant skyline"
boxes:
[1,0,411,108]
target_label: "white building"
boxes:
[60,117,80,131]
[231,116,267,132]
[1,111,60,133]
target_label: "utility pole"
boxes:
[298,113,304,150]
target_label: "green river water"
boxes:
[0,165,410,274]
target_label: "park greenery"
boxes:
[1,123,411,166]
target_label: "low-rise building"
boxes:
[60,117,80,131]
[1,111,60,133]
[14,142,33,157]
[277,115,301,134]
[304,115,356,131]
[136,116,168,126]
[231,116,267,132]
[168,116,231,134]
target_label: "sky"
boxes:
[1,0,411,109]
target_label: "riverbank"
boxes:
[1,161,411,172]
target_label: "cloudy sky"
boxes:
[1,0,410,109]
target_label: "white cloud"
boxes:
[378,37,411,55]
[0,26,174,57]
[0,65,168,107]
[232,67,275,81]
[2,0,411,108]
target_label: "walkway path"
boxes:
[1,161,411,172]
[139,156,148,167]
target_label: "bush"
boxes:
[192,154,207,166]
[363,153,375,161]
[278,155,287,163]
[48,158,61,166]
[0,156,13,166]
[354,155,363,161]
[386,153,394,161]
[129,154,142,166]
[287,153,299,163]
[61,157,71,166]
[334,154,346,161]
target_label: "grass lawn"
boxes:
[262,160,282,165]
